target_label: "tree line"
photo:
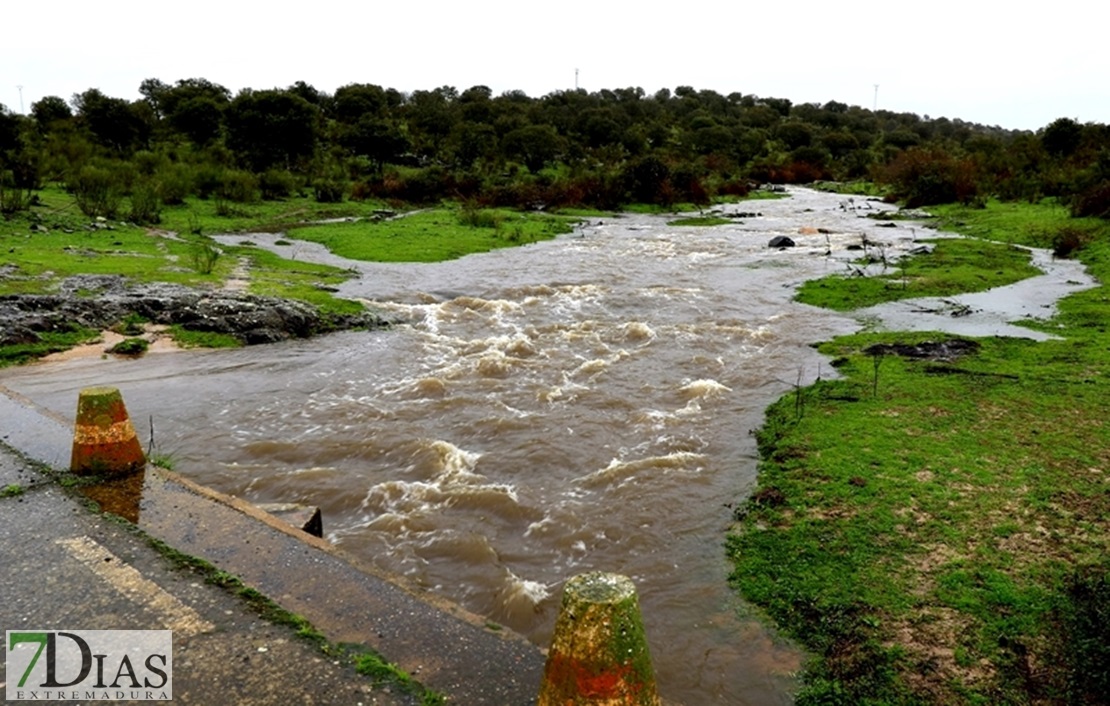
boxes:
[1,77,1109,219]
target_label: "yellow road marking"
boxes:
[57,536,215,637]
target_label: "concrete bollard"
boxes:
[71,386,146,476]
[538,572,660,705]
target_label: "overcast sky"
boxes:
[3,1,1106,132]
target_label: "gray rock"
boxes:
[768,235,796,248]
[0,277,391,348]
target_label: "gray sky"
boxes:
[3,0,1106,131]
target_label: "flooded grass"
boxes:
[286,208,578,263]
[729,199,1110,703]
[667,216,733,227]
[795,238,1041,311]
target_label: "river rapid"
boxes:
[2,188,1091,704]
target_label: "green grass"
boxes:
[729,199,1110,704]
[928,198,1088,248]
[166,326,242,349]
[156,190,394,237]
[666,216,733,227]
[795,238,1041,311]
[0,186,368,304]
[107,337,149,356]
[0,186,382,361]
[1,484,25,498]
[811,180,889,197]
[0,328,101,368]
[287,207,577,262]
[729,190,791,201]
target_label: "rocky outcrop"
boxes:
[0,275,389,347]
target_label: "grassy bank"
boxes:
[0,186,582,362]
[287,206,577,262]
[795,238,1041,311]
[728,200,1110,704]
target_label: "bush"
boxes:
[0,171,33,214]
[113,312,148,336]
[218,170,259,203]
[1070,180,1110,219]
[193,165,224,200]
[312,176,346,203]
[1050,227,1094,258]
[108,337,149,356]
[132,150,166,177]
[260,169,296,200]
[189,241,221,274]
[372,167,452,203]
[156,163,193,205]
[881,147,980,207]
[70,165,125,218]
[128,182,162,225]
[457,201,503,228]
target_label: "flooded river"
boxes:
[1,189,1091,704]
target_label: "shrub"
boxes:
[70,165,125,218]
[717,179,753,198]
[113,312,148,336]
[189,241,221,274]
[1050,227,1094,258]
[218,170,259,203]
[156,163,193,205]
[128,182,162,225]
[0,171,33,214]
[881,147,980,207]
[457,201,503,228]
[312,176,346,203]
[193,165,224,199]
[108,337,149,356]
[260,169,296,200]
[349,180,375,201]
[1070,180,1110,219]
[132,150,166,177]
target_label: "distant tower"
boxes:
[575,68,579,91]
[17,85,23,114]
[873,84,879,112]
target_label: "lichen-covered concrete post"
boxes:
[538,572,660,705]
[71,386,146,475]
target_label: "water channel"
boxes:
[2,188,1092,704]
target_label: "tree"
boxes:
[501,124,562,172]
[139,78,171,118]
[622,155,671,204]
[72,89,151,153]
[339,116,410,174]
[225,89,319,171]
[287,80,325,107]
[170,96,224,146]
[31,96,73,133]
[1041,117,1083,158]
[405,87,457,157]
[0,105,22,153]
[332,84,390,124]
[447,121,497,168]
[775,122,813,151]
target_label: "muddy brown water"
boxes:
[2,188,1092,704]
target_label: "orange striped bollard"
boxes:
[538,572,660,705]
[71,386,146,475]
